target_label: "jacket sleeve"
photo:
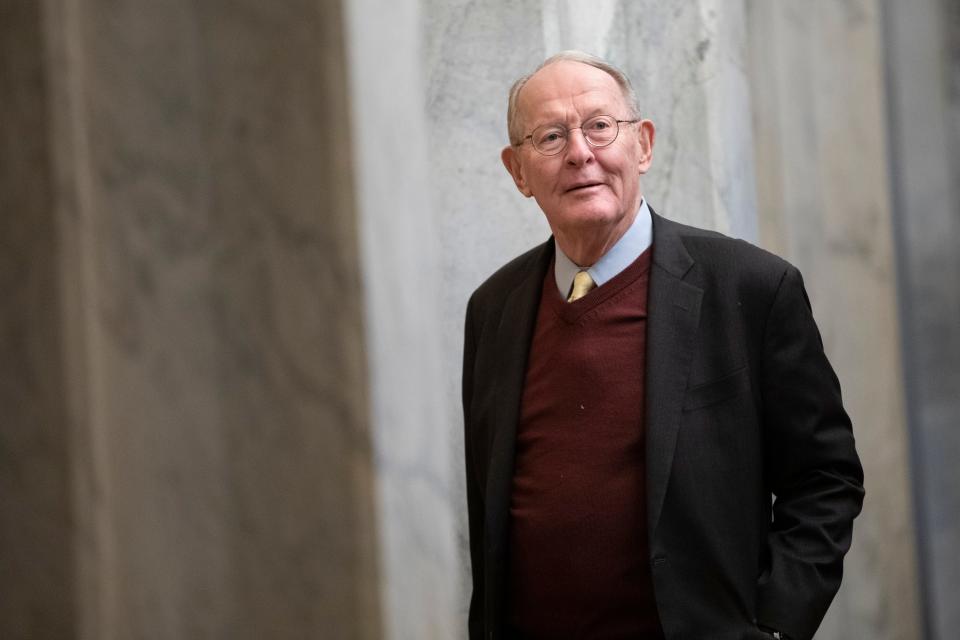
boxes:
[462,292,485,640]
[756,266,865,640]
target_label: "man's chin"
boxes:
[549,207,624,231]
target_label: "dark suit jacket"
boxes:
[462,212,865,640]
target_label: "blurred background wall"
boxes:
[1,0,957,638]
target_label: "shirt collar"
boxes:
[554,198,653,298]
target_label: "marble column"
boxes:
[747,1,922,638]
[882,0,960,638]
[0,2,75,637]
[1,0,381,637]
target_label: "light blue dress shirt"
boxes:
[554,199,653,298]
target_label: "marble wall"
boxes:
[427,0,926,637]
[343,0,459,637]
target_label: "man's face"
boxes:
[501,61,654,241]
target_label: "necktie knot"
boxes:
[567,270,596,302]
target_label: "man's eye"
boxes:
[588,120,611,131]
[538,130,564,144]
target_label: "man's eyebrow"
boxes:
[529,105,615,127]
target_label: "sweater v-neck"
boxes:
[547,246,653,325]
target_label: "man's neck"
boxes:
[554,207,640,267]
[553,199,652,298]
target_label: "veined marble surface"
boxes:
[345,0,460,637]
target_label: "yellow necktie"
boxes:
[567,270,596,302]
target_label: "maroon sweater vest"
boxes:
[507,248,663,639]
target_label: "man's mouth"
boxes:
[566,181,604,193]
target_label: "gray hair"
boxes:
[506,51,642,145]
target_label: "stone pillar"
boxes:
[0,2,75,637]
[882,0,960,637]
[2,0,381,637]
[747,1,922,638]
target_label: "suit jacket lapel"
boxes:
[646,213,703,538]
[485,240,553,561]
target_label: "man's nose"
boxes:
[564,128,595,165]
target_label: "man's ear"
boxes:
[636,120,655,175]
[501,146,533,197]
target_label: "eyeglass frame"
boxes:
[512,114,641,156]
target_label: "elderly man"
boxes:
[462,52,864,640]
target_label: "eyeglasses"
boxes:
[515,114,640,156]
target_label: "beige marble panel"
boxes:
[36,0,380,637]
[747,2,921,638]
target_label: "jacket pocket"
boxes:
[683,365,751,412]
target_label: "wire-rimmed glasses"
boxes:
[515,115,640,156]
